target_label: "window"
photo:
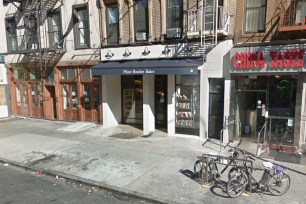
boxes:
[135,0,148,41]
[24,14,38,49]
[106,4,119,45]
[80,69,91,81]
[13,69,25,80]
[167,0,183,29]
[245,0,266,32]
[5,17,18,52]
[60,69,76,80]
[295,0,306,25]
[29,69,41,80]
[73,5,90,49]
[31,82,43,108]
[48,9,63,48]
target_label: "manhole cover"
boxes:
[110,132,140,139]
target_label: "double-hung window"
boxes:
[295,0,306,25]
[245,0,266,32]
[48,9,63,49]
[5,17,18,52]
[135,0,148,41]
[167,0,183,38]
[106,4,119,45]
[73,4,90,49]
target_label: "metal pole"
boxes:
[36,0,43,118]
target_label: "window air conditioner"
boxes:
[136,32,147,41]
[166,28,181,38]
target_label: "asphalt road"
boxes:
[0,163,157,204]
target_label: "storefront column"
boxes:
[200,75,209,140]
[222,79,232,144]
[143,75,155,135]
[168,75,175,135]
[102,75,121,127]
[298,74,306,152]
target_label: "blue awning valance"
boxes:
[92,58,202,75]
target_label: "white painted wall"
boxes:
[168,75,175,136]
[0,64,9,118]
[199,40,233,140]
[143,75,155,135]
[102,75,121,127]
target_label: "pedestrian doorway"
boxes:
[208,79,225,139]
[155,75,167,128]
[45,86,57,119]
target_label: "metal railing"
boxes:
[220,119,235,153]
[256,120,268,156]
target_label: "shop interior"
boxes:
[235,75,297,145]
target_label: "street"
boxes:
[0,164,156,204]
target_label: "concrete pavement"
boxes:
[0,117,305,204]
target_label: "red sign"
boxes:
[233,49,304,69]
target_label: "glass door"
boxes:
[155,75,167,127]
[122,76,143,125]
[62,83,78,120]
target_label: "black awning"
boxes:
[92,58,202,75]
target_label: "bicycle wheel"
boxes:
[228,166,240,180]
[193,160,213,181]
[227,173,248,198]
[267,172,290,196]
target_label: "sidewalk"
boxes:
[0,117,305,204]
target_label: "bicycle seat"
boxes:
[262,161,273,170]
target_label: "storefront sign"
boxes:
[122,69,155,74]
[233,49,304,69]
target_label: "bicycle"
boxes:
[193,148,241,183]
[226,154,291,198]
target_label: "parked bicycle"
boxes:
[226,154,291,198]
[193,148,241,182]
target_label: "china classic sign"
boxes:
[233,49,305,69]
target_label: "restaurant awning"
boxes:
[91,58,202,75]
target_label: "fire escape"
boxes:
[278,0,306,32]
[5,0,65,69]
[186,0,230,61]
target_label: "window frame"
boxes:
[106,4,119,45]
[47,9,63,49]
[5,16,18,52]
[244,0,267,33]
[166,0,183,29]
[73,4,90,49]
[134,0,149,41]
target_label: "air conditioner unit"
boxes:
[136,32,147,41]
[166,28,181,38]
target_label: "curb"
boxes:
[0,157,177,204]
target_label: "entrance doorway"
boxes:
[208,79,225,139]
[61,83,79,121]
[45,86,57,119]
[236,90,267,138]
[155,75,167,128]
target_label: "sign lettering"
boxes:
[233,49,305,69]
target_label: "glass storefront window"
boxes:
[15,82,28,107]
[63,84,78,110]
[122,76,143,124]
[175,75,200,136]
[93,85,100,111]
[0,85,6,105]
[84,84,91,110]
